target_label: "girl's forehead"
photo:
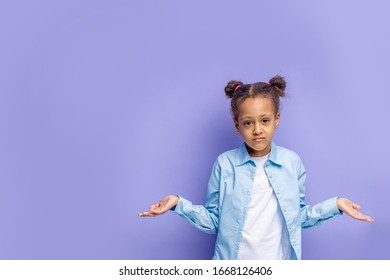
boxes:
[238,97,275,116]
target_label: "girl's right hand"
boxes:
[138,195,179,217]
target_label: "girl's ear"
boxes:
[233,118,240,134]
[275,112,281,128]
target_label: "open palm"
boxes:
[336,197,374,222]
[138,195,179,217]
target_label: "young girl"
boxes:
[138,75,374,260]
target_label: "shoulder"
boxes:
[275,144,301,159]
[269,143,306,178]
[218,146,241,158]
[213,146,242,168]
[272,143,304,166]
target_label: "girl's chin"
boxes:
[246,143,271,156]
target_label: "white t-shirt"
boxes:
[237,154,291,260]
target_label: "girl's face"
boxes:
[234,97,280,157]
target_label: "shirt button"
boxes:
[268,173,272,178]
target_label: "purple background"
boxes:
[0,0,389,259]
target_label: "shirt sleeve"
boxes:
[297,158,343,229]
[171,158,221,234]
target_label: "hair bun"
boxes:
[224,80,243,99]
[269,75,286,94]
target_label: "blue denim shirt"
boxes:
[173,142,342,260]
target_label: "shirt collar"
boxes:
[235,142,282,167]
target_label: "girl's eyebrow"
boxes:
[240,114,272,120]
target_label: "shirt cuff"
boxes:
[169,195,182,213]
[170,195,191,216]
[323,196,343,217]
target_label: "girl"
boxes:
[138,75,374,260]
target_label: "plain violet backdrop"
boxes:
[0,0,389,259]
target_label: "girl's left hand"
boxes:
[336,197,374,222]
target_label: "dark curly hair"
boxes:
[224,75,286,122]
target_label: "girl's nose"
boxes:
[253,123,261,135]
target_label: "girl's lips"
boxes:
[253,137,265,142]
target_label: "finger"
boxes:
[360,215,374,222]
[149,202,161,211]
[357,213,375,222]
[343,207,361,217]
[343,206,358,216]
[138,211,150,217]
[150,206,169,214]
[352,202,362,210]
[365,216,375,222]
[341,203,375,222]
[138,211,158,217]
[350,211,372,221]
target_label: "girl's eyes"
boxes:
[261,119,270,124]
[243,119,270,126]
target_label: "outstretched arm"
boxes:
[297,158,374,228]
[336,197,374,222]
[138,195,179,217]
[138,158,222,234]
